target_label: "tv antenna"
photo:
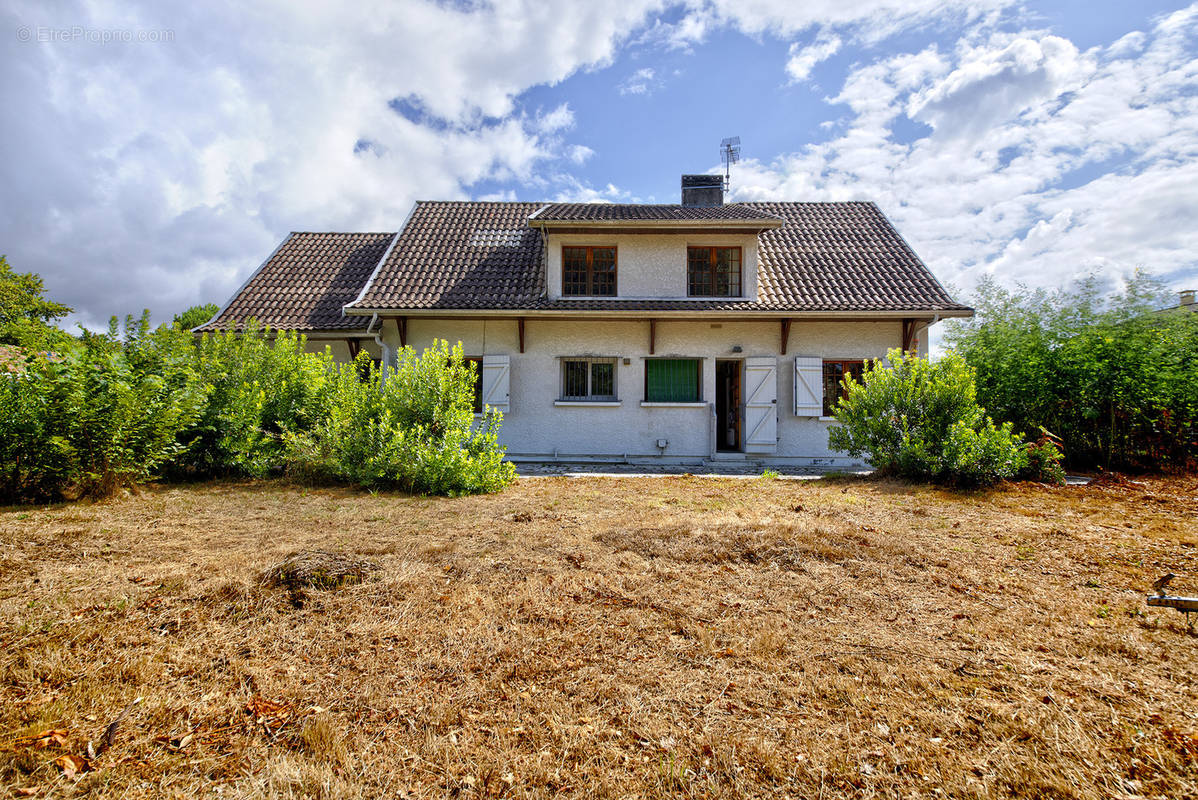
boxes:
[720,136,741,192]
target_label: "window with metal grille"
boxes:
[562,246,617,296]
[560,357,617,401]
[822,359,864,416]
[645,358,701,402]
[687,246,741,297]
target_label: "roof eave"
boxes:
[343,306,974,320]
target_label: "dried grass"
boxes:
[1,474,1196,798]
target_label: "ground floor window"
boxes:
[466,357,483,413]
[560,357,617,401]
[645,358,701,402]
[823,359,864,416]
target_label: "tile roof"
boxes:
[351,202,545,311]
[197,231,395,332]
[748,202,966,311]
[208,200,970,329]
[348,200,968,313]
[530,203,780,223]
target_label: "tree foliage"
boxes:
[173,303,220,331]
[827,349,1030,487]
[172,324,336,478]
[284,341,516,495]
[0,255,74,351]
[0,313,205,502]
[945,274,1197,470]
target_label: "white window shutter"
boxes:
[794,356,822,416]
[481,354,510,412]
[744,357,777,448]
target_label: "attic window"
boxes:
[470,229,525,247]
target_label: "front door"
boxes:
[715,360,742,451]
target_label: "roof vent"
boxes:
[1181,289,1196,307]
[681,174,723,207]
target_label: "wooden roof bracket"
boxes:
[901,318,915,353]
[398,316,408,348]
[781,319,792,355]
[649,318,657,355]
[518,317,525,353]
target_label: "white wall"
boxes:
[372,317,905,465]
[545,232,759,300]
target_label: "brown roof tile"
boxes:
[530,203,781,222]
[197,231,395,332]
[209,201,969,327]
[351,202,544,311]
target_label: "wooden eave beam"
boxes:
[517,318,525,353]
[901,318,915,353]
[780,319,792,355]
[649,319,657,355]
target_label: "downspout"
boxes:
[915,314,941,355]
[367,313,392,382]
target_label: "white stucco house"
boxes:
[198,175,972,467]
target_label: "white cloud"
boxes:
[618,67,659,95]
[729,5,1198,304]
[0,0,665,327]
[785,29,842,82]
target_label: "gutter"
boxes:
[343,308,975,321]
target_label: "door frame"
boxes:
[715,359,742,452]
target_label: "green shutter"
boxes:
[646,359,700,402]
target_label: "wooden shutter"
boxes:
[481,354,510,413]
[794,356,822,416]
[744,357,777,448]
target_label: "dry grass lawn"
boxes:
[2,474,1197,799]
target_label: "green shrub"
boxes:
[284,341,515,495]
[0,314,205,502]
[174,324,336,478]
[1017,435,1067,486]
[946,273,1198,470]
[827,349,1027,487]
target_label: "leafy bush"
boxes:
[0,314,205,502]
[946,274,1198,470]
[827,349,1028,487]
[173,325,336,478]
[284,341,515,495]
[1018,437,1066,486]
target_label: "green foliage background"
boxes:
[1,314,515,501]
[945,274,1197,470]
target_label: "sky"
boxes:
[2,0,1197,333]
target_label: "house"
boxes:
[197,175,972,467]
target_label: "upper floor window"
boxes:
[563,246,617,296]
[688,246,742,297]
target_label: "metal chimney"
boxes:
[681,174,723,207]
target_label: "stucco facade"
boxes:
[202,190,970,467]
[545,232,760,301]
[343,315,929,466]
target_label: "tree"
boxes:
[173,303,219,331]
[945,272,1196,470]
[0,256,73,350]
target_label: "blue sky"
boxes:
[2,0,1196,329]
